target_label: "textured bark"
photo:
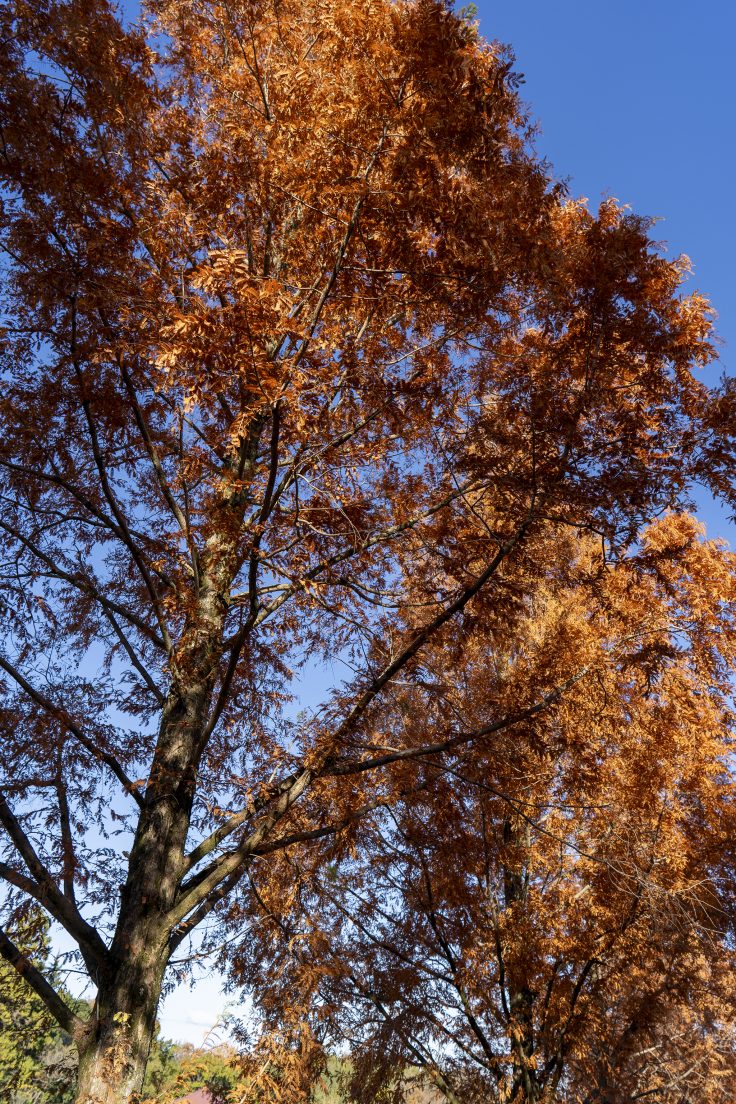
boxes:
[73,744,203,1100]
[77,1050,146,1104]
[75,970,162,1104]
[74,737,190,1104]
[503,819,539,1104]
[72,490,249,1103]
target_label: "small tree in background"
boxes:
[0,909,79,1103]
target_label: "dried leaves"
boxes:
[0,1,734,1100]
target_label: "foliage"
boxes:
[0,910,59,1101]
[231,517,736,1102]
[0,1002,238,1104]
[142,1042,246,1104]
[0,0,733,1101]
[0,910,79,1104]
[140,1033,183,1100]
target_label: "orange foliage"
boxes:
[0,0,733,1101]
[235,517,736,1102]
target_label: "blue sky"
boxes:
[483,1,735,361]
[111,0,735,1041]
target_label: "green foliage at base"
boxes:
[141,1042,246,1104]
[0,911,78,1104]
[0,934,369,1104]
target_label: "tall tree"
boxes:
[234,517,736,1104]
[0,1,732,1101]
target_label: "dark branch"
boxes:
[325,670,589,776]
[0,788,110,972]
[0,655,144,808]
[0,924,81,1037]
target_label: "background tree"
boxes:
[232,516,736,1104]
[141,1039,244,1104]
[0,0,733,1102]
[0,908,79,1104]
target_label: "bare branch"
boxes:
[0,511,167,652]
[69,310,173,652]
[55,743,77,904]
[0,788,109,970]
[178,518,537,913]
[249,476,488,632]
[325,669,589,777]
[172,794,391,951]
[101,606,166,705]
[105,324,202,589]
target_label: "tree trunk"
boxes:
[71,774,192,1099]
[71,763,194,1103]
[75,953,166,1104]
[76,1019,151,1104]
[502,818,540,1103]
[73,436,265,1103]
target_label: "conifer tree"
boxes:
[0,1,733,1100]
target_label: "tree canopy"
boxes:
[0,0,734,1101]
[237,516,736,1102]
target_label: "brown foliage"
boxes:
[235,519,736,1103]
[0,0,733,1100]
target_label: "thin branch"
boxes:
[101,606,166,705]
[178,516,537,913]
[69,305,173,652]
[168,867,244,955]
[0,788,109,970]
[320,516,534,749]
[201,403,282,743]
[182,770,302,874]
[171,769,314,924]
[0,655,144,808]
[324,669,589,777]
[104,323,202,589]
[249,476,489,633]
[54,743,76,904]
[0,511,166,651]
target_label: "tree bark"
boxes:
[502,818,540,1104]
[75,951,167,1104]
[73,469,257,1103]
[71,699,214,1102]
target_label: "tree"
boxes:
[0,0,732,1101]
[0,908,79,1104]
[233,516,736,1103]
[0,909,60,1101]
[141,1040,245,1103]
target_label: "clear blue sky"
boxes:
[111,0,734,1040]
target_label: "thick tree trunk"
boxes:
[73,699,202,1104]
[71,759,196,1102]
[502,819,540,1103]
[76,1011,154,1104]
[75,951,166,1104]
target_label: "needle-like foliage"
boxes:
[0,1,733,1100]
